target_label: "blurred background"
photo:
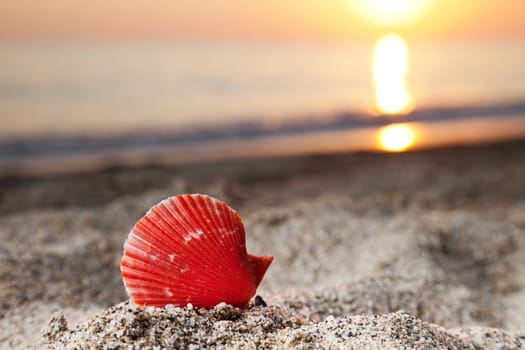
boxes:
[1,0,525,175]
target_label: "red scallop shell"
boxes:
[120,194,273,308]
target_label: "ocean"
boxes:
[1,39,525,174]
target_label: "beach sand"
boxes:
[1,140,525,349]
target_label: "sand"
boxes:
[1,140,525,349]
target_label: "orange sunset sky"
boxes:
[0,0,524,41]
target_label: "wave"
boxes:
[1,99,525,161]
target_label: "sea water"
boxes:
[1,39,524,137]
[0,40,524,173]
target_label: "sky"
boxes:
[0,0,524,41]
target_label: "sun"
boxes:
[351,0,432,25]
[374,0,413,14]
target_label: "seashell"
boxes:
[120,194,273,308]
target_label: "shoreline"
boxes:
[1,103,525,177]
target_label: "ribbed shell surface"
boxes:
[120,194,263,308]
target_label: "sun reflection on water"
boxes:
[373,34,413,115]
[378,123,417,152]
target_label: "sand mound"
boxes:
[44,300,524,349]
